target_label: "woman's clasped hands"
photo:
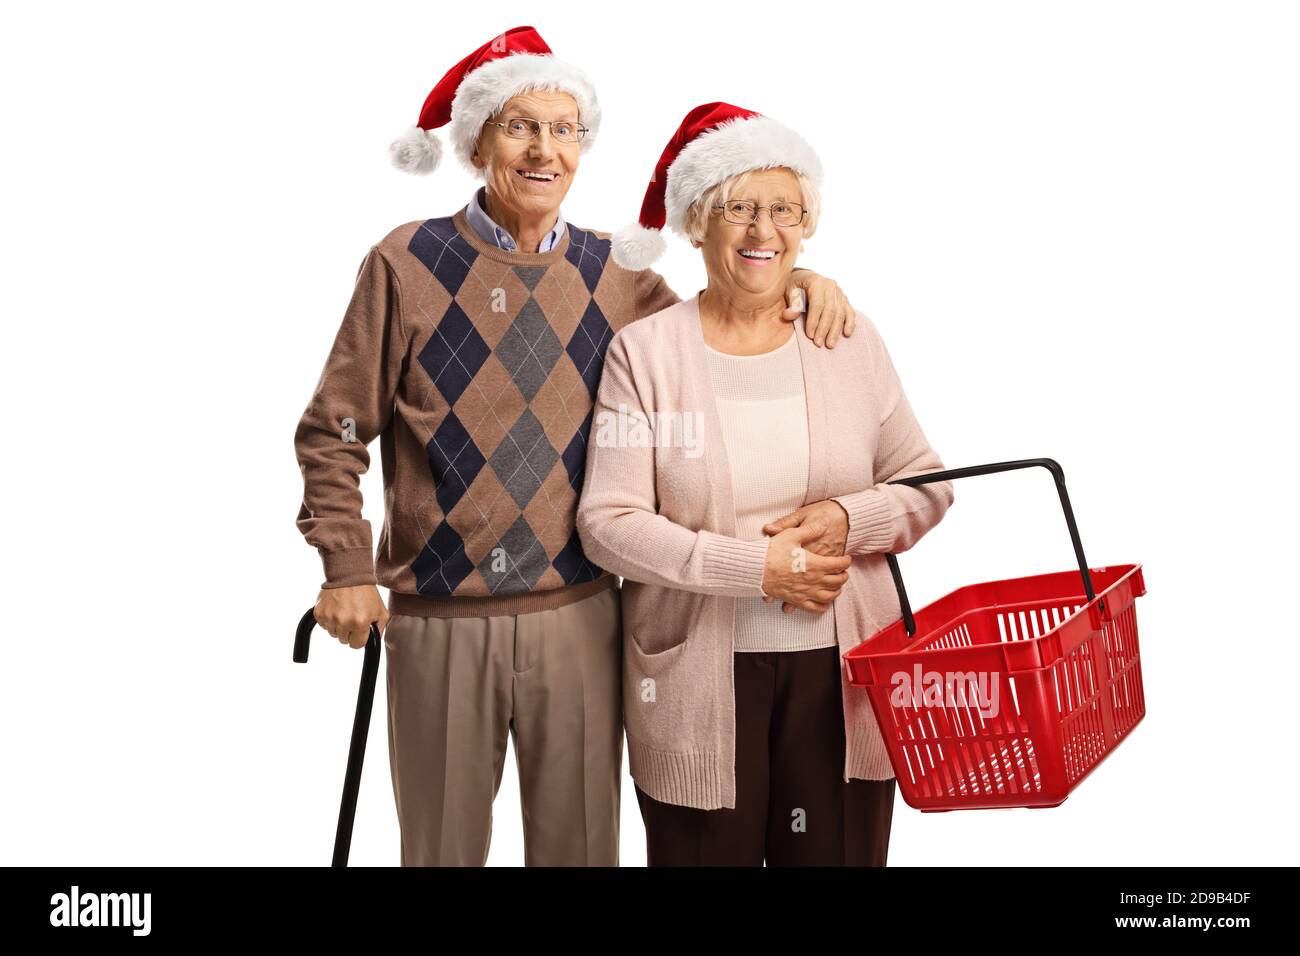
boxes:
[759,499,853,615]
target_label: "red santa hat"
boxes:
[611,102,824,271]
[389,25,601,176]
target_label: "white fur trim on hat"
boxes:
[448,52,601,177]
[611,222,668,271]
[389,124,443,175]
[664,116,823,236]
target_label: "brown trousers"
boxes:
[635,645,897,866]
[382,586,622,866]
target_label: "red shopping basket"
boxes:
[843,458,1146,811]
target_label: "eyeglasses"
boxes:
[713,200,808,228]
[484,116,588,145]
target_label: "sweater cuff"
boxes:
[319,547,378,589]
[833,489,896,555]
[699,532,769,595]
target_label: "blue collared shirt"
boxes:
[465,186,566,253]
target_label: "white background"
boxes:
[2,0,1296,866]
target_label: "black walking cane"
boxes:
[293,608,382,867]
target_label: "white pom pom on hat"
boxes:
[611,223,668,273]
[388,125,443,175]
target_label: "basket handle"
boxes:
[882,457,1099,638]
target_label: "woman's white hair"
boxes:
[683,167,821,244]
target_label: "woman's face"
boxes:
[695,167,806,303]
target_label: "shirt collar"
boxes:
[465,186,566,253]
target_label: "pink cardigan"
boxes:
[576,294,955,810]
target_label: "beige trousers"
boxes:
[382,585,622,866]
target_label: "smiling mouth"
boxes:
[737,248,778,262]
[515,169,560,183]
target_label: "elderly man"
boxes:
[294,25,858,867]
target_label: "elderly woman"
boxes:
[577,103,955,866]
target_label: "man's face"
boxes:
[472,90,581,223]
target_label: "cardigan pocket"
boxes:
[623,630,697,750]
[625,628,690,676]
[627,619,691,657]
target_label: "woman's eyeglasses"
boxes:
[712,200,807,228]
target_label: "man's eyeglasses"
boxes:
[484,116,588,145]
[713,200,808,228]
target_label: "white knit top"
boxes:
[704,330,838,653]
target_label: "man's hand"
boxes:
[314,584,390,649]
[761,521,852,615]
[762,500,851,613]
[782,270,857,348]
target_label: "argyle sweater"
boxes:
[294,209,681,617]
